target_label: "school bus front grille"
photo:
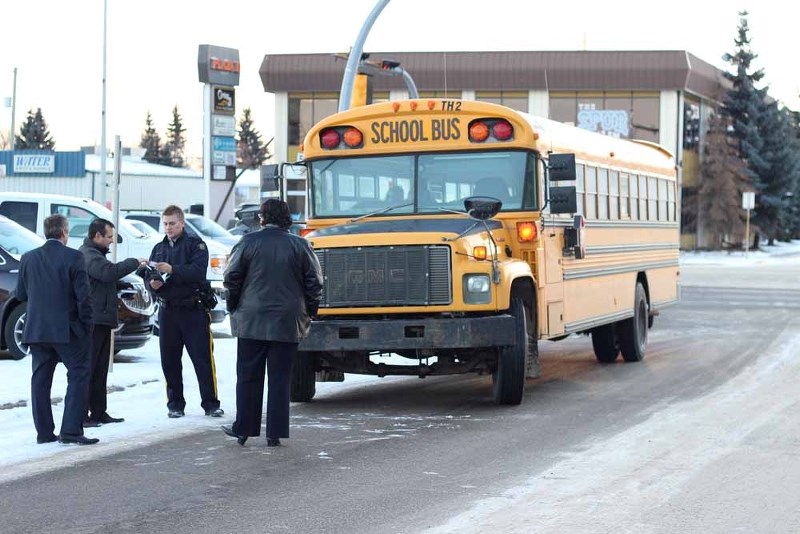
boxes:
[317,245,451,307]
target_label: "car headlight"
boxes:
[463,274,491,304]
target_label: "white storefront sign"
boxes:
[212,114,236,137]
[13,154,55,173]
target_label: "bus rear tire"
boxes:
[591,324,619,363]
[291,351,317,402]
[492,298,529,405]
[618,283,648,362]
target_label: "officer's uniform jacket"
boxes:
[145,232,209,306]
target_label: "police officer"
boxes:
[145,205,223,419]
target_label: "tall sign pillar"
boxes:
[198,45,240,219]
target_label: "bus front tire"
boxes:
[591,324,619,363]
[291,351,317,402]
[618,283,648,362]
[492,297,529,405]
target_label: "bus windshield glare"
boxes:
[309,150,537,218]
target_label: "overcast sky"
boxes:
[0,0,796,159]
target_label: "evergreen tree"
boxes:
[751,103,800,243]
[722,11,765,168]
[698,112,748,249]
[236,108,269,170]
[721,11,800,246]
[139,112,162,164]
[15,108,55,150]
[163,105,186,167]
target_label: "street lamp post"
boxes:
[9,67,17,149]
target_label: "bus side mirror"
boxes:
[548,153,576,181]
[549,186,577,214]
[464,197,502,220]
[260,164,281,192]
[563,214,586,259]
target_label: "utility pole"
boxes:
[99,0,108,204]
[10,67,17,149]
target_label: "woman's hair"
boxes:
[259,199,293,230]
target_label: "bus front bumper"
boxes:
[298,315,515,352]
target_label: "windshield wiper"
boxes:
[349,203,413,223]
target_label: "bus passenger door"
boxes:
[539,219,565,337]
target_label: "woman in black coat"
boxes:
[221,199,322,446]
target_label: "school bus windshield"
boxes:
[309,150,538,218]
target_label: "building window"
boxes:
[418,90,463,99]
[549,91,659,142]
[288,92,339,146]
[475,91,528,113]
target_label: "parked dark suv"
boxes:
[0,215,155,360]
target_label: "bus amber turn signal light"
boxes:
[343,127,363,147]
[469,121,490,142]
[517,221,536,242]
[473,246,488,260]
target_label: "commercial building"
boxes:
[0,149,256,220]
[259,50,728,248]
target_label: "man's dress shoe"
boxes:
[266,438,281,447]
[205,408,224,417]
[221,425,247,446]
[167,409,185,418]
[37,434,58,444]
[58,434,100,445]
[94,413,124,424]
[82,418,102,428]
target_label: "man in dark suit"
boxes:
[15,214,98,445]
[221,199,323,447]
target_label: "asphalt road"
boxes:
[2,265,800,533]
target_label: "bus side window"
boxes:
[585,166,597,220]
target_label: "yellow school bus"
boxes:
[273,99,679,405]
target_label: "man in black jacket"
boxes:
[221,199,322,447]
[79,218,145,426]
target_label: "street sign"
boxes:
[742,191,755,210]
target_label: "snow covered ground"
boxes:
[1,240,799,484]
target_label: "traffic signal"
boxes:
[380,59,401,70]
[683,103,700,150]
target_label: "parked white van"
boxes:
[0,192,228,322]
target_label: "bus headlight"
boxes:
[463,274,491,304]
